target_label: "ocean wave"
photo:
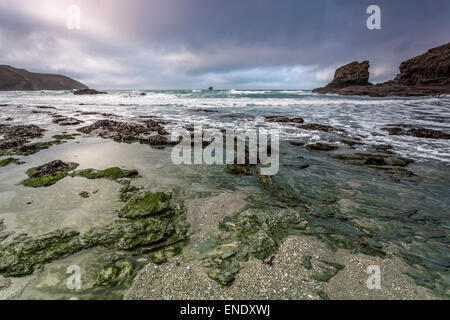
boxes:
[1,90,449,163]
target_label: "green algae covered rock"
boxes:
[118,192,172,219]
[301,255,312,270]
[82,211,187,255]
[119,182,141,202]
[79,191,90,198]
[0,157,24,167]
[148,244,184,264]
[206,259,241,286]
[94,259,135,287]
[23,160,79,187]
[22,161,139,187]
[0,228,85,277]
[73,167,139,180]
[310,260,345,282]
[52,134,77,141]
[225,164,255,176]
[83,218,173,251]
[0,183,187,281]
[194,208,308,285]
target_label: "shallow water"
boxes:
[0,90,449,299]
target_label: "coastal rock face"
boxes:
[394,43,450,86]
[314,61,371,93]
[313,42,450,97]
[0,65,87,91]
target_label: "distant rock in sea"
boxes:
[313,42,450,97]
[73,88,107,95]
[0,65,88,91]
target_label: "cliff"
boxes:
[313,42,450,97]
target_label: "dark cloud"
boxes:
[0,0,448,89]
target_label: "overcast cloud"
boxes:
[0,0,449,89]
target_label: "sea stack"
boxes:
[313,42,450,97]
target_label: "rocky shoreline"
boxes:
[313,42,450,97]
[0,97,449,300]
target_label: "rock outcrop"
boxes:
[0,65,87,91]
[73,88,107,95]
[313,42,450,97]
[314,61,371,93]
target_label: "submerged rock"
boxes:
[52,115,84,126]
[79,191,90,198]
[382,126,450,139]
[0,276,11,289]
[23,160,79,187]
[296,123,345,133]
[0,228,85,276]
[22,161,139,187]
[0,188,187,278]
[265,116,304,124]
[52,134,77,141]
[310,260,345,282]
[94,259,136,287]
[118,192,173,219]
[83,216,182,254]
[332,153,415,176]
[0,219,15,241]
[333,153,413,167]
[0,157,24,167]
[72,167,138,180]
[194,208,309,286]
[289,141,305,147]
[305,143,339,151]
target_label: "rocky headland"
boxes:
[313,42,450,97]
[0,65,88,91]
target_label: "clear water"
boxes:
[0,89,449,298]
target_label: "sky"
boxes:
[0,0,449,90]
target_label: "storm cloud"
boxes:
[0,0,448,89]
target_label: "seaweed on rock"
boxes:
[72,167,139,180]
[23,160,79,187]
[193,208,309,285]
[0,228,85,276]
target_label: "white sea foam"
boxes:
[0,90,449,163]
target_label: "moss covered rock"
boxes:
[79,191,90,198]
[83,213,187,255]
[0,228,85,277]
[94,259,135,287]
[0,157,24,167]
[310,260,345,282]
[23,160,79,187]
[72,167,138,180]
[194,208,308,285]
[118,192,172,219]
